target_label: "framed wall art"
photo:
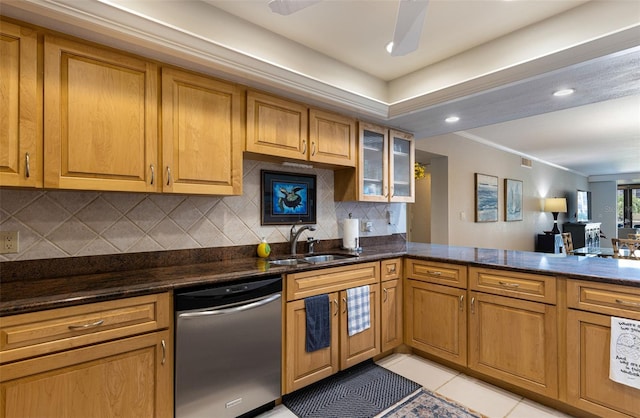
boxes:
[504,178,523,221]
[261,170,316,225]
[475,173,498,222]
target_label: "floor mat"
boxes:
[378,388,486,418]
[282,361,421,418]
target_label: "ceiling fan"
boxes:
[267,0,429,56]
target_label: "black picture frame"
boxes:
[261,170,317,225]
[475,173,498,222]
[504,178,523,221]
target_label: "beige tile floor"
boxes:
[260,353,574,418]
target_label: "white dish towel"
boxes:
[347,285,370,336]
[609,316,640,390]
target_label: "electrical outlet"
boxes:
[0,231,19,254]
[362,221,373,232]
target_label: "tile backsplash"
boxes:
[0,160,406,261]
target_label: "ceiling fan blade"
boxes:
[268,0,322,15]
[390,0,429,56]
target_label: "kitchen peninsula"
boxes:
[1,241,639,418]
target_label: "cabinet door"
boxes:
[359,122,388,202]
[44,35,158,192]
[566,309,639,417]
[161,68,242,195]
[246,90,308,161]
[309,108,356,167]
[381,279,403,352]
[389,129,414,202]
[0,22,40,188]
[404,279,467,366]
[285,293,339,393]
[468,291,558,398]
[0,330,172,418]
[340,284,380,369]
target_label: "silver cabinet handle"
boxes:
[471,297,475,314]
[342,297,347,313]
[161,339,166,365]
[178,294,281,318]
[383,288,388,302]
[302,140,307,155]
[311,142,316,156]
[459,294,464,311]
[498,281,520,288]
[68,319,104,330]
[150,164,155,185]
[166,166,171,186]
[333,299,339,316]
[428,271,442,276]
[616,298,640,307]
[25,153,30,178]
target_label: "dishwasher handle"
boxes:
[178,293,281,318]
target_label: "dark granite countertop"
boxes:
[1,239,639,316]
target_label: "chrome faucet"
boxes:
[290,223,316,255]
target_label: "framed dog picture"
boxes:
[261,170,317,225]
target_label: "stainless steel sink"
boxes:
[301,254,358,263]
[268,258,303,266]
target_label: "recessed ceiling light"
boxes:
[553,88,575,97]
[445,116,460,123]
[385,41,394,54]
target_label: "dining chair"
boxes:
[611,238,640,259]
[561,233,574,255]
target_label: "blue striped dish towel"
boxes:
[304,294,330,352]
[347,285,371,336]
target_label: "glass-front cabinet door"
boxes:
[389,129,415,202]
[360,123,388,202]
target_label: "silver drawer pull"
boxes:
[383,288,388,302]
[25,153,30,178]
[161,339,166,365]
[459,294,464,311]
[68,319,104,330]
[498,281,520,288]
[615,298,640,307]
[427,271,442,276]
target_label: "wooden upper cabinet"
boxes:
[246,90,308,161]
[0,21,41,188]
[309,108,356,167]
[161,68,242,195]
[389,129,414,202]
[43,35,159,192]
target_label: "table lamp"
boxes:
[544,197,567,235]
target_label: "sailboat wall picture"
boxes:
[504,178,523,221]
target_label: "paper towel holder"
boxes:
[342,213,362,253]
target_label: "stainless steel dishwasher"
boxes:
[175,275,282,418]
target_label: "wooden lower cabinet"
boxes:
[404,279,466,366]
[284,286,380,393]
[285,292,340,392]
[0,330,172,418]
[468,291,558,398]
[566,309,639,417]
[284,264,380,394]
[340,285,380,369]
[381,278,403,352]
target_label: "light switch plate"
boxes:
[0,231,19,254]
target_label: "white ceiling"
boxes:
[3,0,640,179]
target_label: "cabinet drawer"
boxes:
[405,259,467,288]
[286,262,379,301]
[0,293,170,364]
[381,258,402,281]
[469,267,556,304]
[567,279,640,320]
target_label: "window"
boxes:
[617,185,640,228]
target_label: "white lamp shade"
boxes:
[544,197,567,213]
